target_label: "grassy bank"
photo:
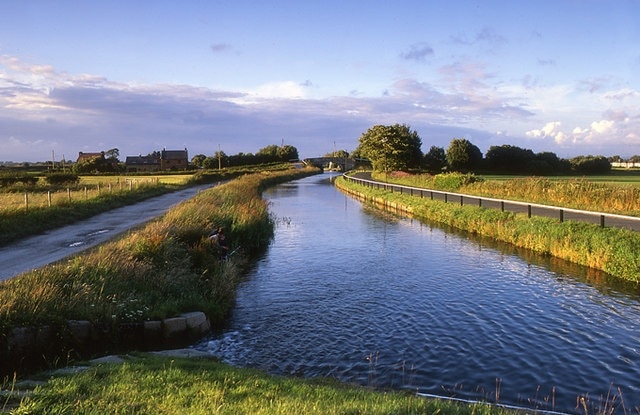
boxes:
[336,175,640,283]
[5,354,511,415]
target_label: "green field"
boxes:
[481,168,640,185]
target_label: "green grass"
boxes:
[378,171,640,216]
[5,355,512,415]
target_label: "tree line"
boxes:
[190,144,299,169]
[350,124,615,175]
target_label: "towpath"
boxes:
[0,183,214,281]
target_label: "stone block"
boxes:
[162,317,187,340]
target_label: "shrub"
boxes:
[433,172,483,191]
[44,172,80,185]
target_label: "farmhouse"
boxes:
[124,148,189,172]
[124,155,161,172]
[160,148,189,171]
[76,151,105,163]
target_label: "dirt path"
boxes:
[0,184,214,281]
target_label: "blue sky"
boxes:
[1,1,639,162]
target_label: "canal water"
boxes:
[197,173,640,413]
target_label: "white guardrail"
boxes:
[344,174,640,231]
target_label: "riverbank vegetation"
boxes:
[336,175,640,283]
[5,354,512,415]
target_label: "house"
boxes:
[124,148,189,172]
[77,152,105,163]
[159,148,189,171]
[124,155,161,172]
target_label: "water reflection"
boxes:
[197,174,640,414]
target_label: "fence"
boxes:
[3,178,159,212]
[344,174,640,232]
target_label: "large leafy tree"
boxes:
[355,124,423,172]
[445,138,483,173]
[423,146,447,173]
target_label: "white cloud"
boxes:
[249,81,309,100]
[2,53,640,162]
[590,119,614,134]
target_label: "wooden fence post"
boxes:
[24,192,28,212]
[48,191,52,207]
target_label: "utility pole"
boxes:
[218,144,221,170]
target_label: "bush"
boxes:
[0,173,39,187]
[44,172,80,185]
[433,172,483,191]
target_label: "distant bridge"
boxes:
[302,157,368,171]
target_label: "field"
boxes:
[481,168,640,185]
[0,174,192,212]
[379,169,640,216]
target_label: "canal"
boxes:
[197,173,640,413]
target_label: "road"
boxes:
[0,184,215,281]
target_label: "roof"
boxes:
[125,155,159,165]
[77,152,104,162]
[161,149,188,160]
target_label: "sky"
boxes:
[1,1,639,163]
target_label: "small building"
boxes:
[77,151,105,163]
[125,155,161,172]
[124,148,189,172]
[160,148,189,171]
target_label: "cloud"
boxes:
[400,42,434,62]
[2,54,640,162]
[210,43,233,53]
[526,113,640,153]
[537,59,556,66]
[450,26,507,48]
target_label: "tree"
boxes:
[256,144,299,163]
[278,144,299,161]
[423,146,447,173]
[570,155,611,174]
[485,144,535,173]
[355,124,423,172]
[445,138,482,173]
[202,156,218,169]
[191,154,206,168]
[104,148,120,161]
[324,149,349,158]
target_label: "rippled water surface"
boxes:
[197,174,640,413]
